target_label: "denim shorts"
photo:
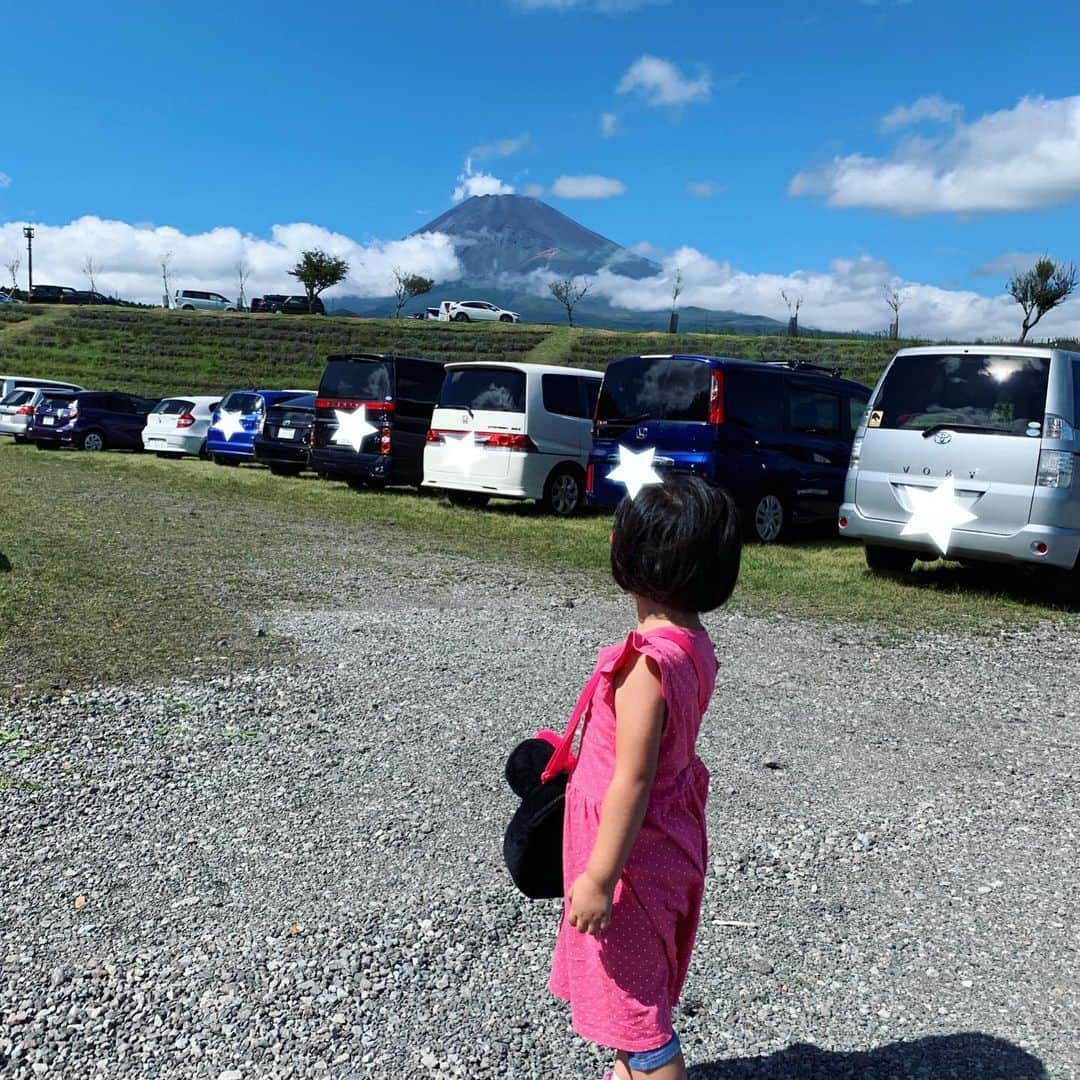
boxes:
[626,1032,681,1071]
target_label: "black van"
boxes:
[588,355,871,542]
[310,353,447,487]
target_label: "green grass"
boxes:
[0,305,906,398]
[1,441,1074,695]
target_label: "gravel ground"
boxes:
[1,550,1077,1079]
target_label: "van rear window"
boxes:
[596,356,710,424]
[873,353,1050,435]
[439,367,525,413]
[222,392,262,415]
[320,359,393,400]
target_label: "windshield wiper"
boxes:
[920,422,1009,438]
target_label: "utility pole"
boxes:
[22,226,34,301]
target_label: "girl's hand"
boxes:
[567,872,613,936]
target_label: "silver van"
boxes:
[839,345,1080,577]
[174,289,235,312]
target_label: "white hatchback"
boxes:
[446,300,520,323]
[142,395,221,457]
[422,362,601,515]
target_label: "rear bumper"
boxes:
[838,502,1080,571]
[143,431,204,455]
[0,417,29,436]
[206,439,254,459]
[422,451,553,500]
[310,447,393,481]
[254,437,309,467]
[28,424,77,445]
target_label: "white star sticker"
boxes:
[900,475,979,556]
[606,444,664,500]
[213,409,246,441]
[441,430,483,476]
[331,406,378,453]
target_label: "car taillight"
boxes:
[482,432,537,451]
[708,369,724,425]
[15,405,34,415]
[1043,413,1072,440]
[380,426,391,454]
[586,463,595,494]
[426,428,444,443]
[1036,449,1074,489]
[315,398,395,416]
[176,411,196,428]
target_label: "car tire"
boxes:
[181,305,195,310]
[198,440,209,460]
[213,453,238,467]
[453,312,470,322]
[80,429,107,452]
[269,464,301,477]
[543,464,584,517]
[447,490,490,509]
[13,435,27,445]
[864,544,916,575]
[499,314,513,323]
[750,491,786,543]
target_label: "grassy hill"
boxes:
[0,305,909,397]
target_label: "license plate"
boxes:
[42,416,55,426]
[278,427,296,440]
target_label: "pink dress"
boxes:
[548,625,718,1053]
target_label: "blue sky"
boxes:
[2,0,1079,336]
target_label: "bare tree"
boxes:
[235,260,251,311]
[391,267,435,318]
[549,276,591,328]
[668,267,683,333]
[1008,256,1077,343]
[884,284,904,341]
[82,256,99,296]
[160,252,174,309]
[781,289,803,337]
[3,254,18,295]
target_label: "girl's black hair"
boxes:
[610,474,742,613]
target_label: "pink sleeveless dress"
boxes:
[548,625,718,1053]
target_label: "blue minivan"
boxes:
[587,354,871,542]
[206,388,313,465]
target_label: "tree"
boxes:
[391,267,435,318]
[668,267,683,334]
[1008,257,1077,343]
[781,290,802,337]
[288,248,349,313]
[83,256,98,296]
[3,254,18,295]
[549,276,591,328]
[160,251,173,309]
[884,284,904,341]
[235,260,251,311]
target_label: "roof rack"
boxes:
[762,359,842,377]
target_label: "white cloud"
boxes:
[616,55,710,107]
[600,112,619,137]
[0,216,463,304]
[686,181,722,198]
[973,252,1052,277]
[790,94,1080,213]
[549,247,1080,340]
[0,172,11,189]
[469,133,532,160]
[881,94,963,132]
[550,174,626,198]
[513,0,668,12]
[452,158,516,202]
[522,183,546,198]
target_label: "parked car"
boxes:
[174,289,236,312]
[141,396,221,457]
[30,285,78,304]
[425,307,441,320]
[0,384,85,441]
[423,362,601,515]
[70,290,118,306]
[253,392,316,476]
[0,291,25,305]
[0,374,83,401]
[29,390,158,451]
[587,355,871,542]
[310,353,446,488]
[840,344,1080,579]
[206,388,313,465]
[250,294,288,314]
[275,295,324,315]
[445,300,520,323]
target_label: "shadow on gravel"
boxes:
[689,1032,1047,1079]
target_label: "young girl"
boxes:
[549,474,742,1080]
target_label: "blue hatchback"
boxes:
[206,388,313,465]
[587,355,871,542]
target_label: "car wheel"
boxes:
[499,314,513,322]
[269,464,301,477]
[13,435,27,445]
[543,465,584,517]
[453,312,470,322]
[864,544,916,575]
[447,490,491,509]
[181,304,195,310]
[750,492,786,543]
[198,440,209,460]
[80,430,107,452]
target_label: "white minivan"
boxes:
[840,344,1080,581]
[422,362,601,515]
[174,289,236,312]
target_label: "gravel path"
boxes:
[1,550,1077,1079]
